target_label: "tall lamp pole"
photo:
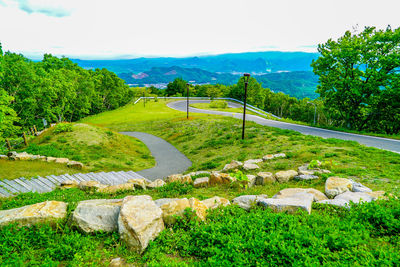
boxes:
[308,101,316,125]
[242,73,250,140]
[186,83,190,119]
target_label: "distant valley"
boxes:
[71,51,320,99]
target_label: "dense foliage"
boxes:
[0,45,133,141]
[312,26,400,134]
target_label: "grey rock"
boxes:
[244,159,263,165]
[194,177,209,188]
[222,160,243,172]
[258,194,313,214]
[275,170,298,183]
[72,199,123,233]
[243,163,260,171]
[350,180,372,193]
[232,195,268,210]
[295,174,319,180]
[334,191,373,204]
[273,153,286,158]
[246,175,257,188]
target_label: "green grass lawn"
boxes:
[190,102,247,113]
[83,100,400,194]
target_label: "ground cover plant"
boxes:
[0,185,399,266]
[83,101,400,194]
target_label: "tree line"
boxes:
[0,43,133,142]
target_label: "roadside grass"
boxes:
[190,102,256,114]
[0,160,81,180]
[0,186,399,266]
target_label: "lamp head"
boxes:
[243,73,250,82]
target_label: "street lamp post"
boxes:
[242,73,250,140]
[308,101,316,125]
[186,83,190,119]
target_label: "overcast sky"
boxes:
[0,0,399,59]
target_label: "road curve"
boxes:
[168,100,400,153]
[120,132,192,180]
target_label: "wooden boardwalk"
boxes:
[0,171,146,197]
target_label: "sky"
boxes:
[0,0,399,59]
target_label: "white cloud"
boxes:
[0,0,399,59]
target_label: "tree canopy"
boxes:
[311,26,400,133]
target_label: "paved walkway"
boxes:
[120,132,192,180]
[168,100,400,153]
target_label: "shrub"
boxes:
[209,100,228,109]
[156,182,194,198]
[53,123,73,134]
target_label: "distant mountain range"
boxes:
[71,51,321,99]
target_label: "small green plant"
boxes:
[209,100,228,109]
[156,182,194,198]
[53,123,73,134]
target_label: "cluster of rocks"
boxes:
[61,178,166,193]
[1,151,83,169]
[0,195,230,253]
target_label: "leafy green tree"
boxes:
[312,26,400,132]
[229,76,266,108]
[165,78,187,96]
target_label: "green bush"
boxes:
[53,123,73,134]
[209,100,228,109]
[156,182,194,198]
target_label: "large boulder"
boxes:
[193,177,209,188]
[201,196,230,210]
[147,179,166,189]
[72,199,122,233]
[209,172,236,186]
[334,191,374,204]
[165,174,192,184]
[232,195,268,211]
[256,172,275,185]
[160,198,191,225]
[325,177,353,198]
[349,180,372,193]
[118,195,164,253]
[97,183,135,194]
[222,160,243,172]
[275,170,298,183]
[273,188,328,202]
[258,193,313,214]
[0,201,67,227]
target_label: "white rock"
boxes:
[201,196,230,210]
[72,199,122,233]
[262,154,275,161]
[273,188,328,202]
[294,174,319,180]
[273,153,286,158]
[194,177,209,188]
[154,198,180,207]
[246,175,257,187]
[147,179,166,189]
[243,163,260,171]
[222,160,243,172]
[232,195,268,210]
[118,195,164,253]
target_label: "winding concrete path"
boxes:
[168,100,400,153]
[120,132,192,180]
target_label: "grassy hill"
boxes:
[0,123,155,180]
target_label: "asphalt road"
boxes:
[120,131,192,180]
[168,100,400,153]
